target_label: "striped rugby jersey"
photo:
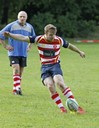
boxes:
[29,35,69,65]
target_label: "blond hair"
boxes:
[44,24,57,33]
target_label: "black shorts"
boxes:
[9,56,27,67]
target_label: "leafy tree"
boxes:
[30,12,56,34]
[0,0,98,38]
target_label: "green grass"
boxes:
[0,43,99,128]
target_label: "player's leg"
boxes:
[16,57,27,95]
[9,56,21,95]
[51,63,75,100]
[53,74,75,99]
[43,76,67,113]
[52,63,85,114]
[12,63,22,95]
[54,75,85,114]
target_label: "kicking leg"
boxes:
[44,76,67,113]
[54,74,85,114]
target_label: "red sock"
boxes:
[51,92,64,109]
[63,87,78,104]
[13,74,21,92]
[63,87,75,99]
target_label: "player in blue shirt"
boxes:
[0,11,36,95]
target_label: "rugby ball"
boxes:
[66,99,78,112]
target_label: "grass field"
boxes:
[0,42,99,128]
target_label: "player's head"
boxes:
[17,11,27,26]
[44,24,57,34]
[44,24,57,41]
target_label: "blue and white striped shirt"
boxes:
[0,20,36,57]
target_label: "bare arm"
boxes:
[0,39,13,51]
[27,43,33,52]
[68,43,85,58]
[4,31,30,42]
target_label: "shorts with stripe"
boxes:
[9,56,27,67]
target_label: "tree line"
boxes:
[0,0,99,38]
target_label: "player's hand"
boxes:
[3,31,10,37]
[27,43,33,52]
[5,45,14,51]
[79,51,85,58]
[27,47,31,52]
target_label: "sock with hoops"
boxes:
[63,87,78,104]
[51,92,64,109]
[13,74,21,92]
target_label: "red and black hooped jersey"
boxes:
[29,35,69,65]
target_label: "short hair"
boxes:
[44,24,57,33]
[17,11,27,19]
